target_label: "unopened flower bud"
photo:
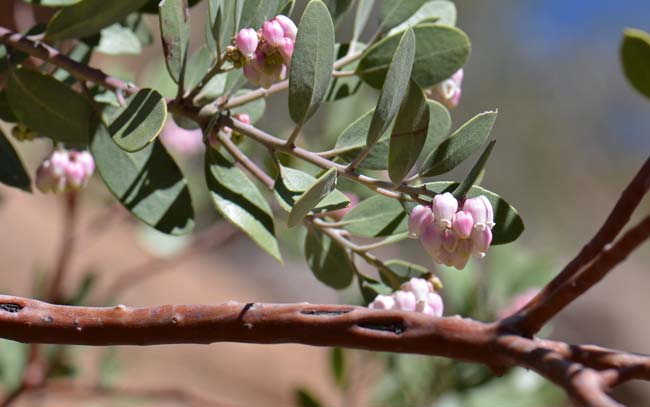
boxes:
[243,62,262,86]
[420,222,443,256]
[428,69,464,109]
[416,292,444,317]
[478,195,495,228]
[236,28,259,59]
[72,151,95,176]
[471,227,492,255]
[49,150,70,177]
[234,113,251,125]
[278,37,294,64]
[432,192,457,228]
[401,277,431,302]
[408,205,433,238]
[452,210,474,239]
[369,294,395,310]
[65,161,86,189]
[393,290,416,312]
[442,228,459,252]
[262,19,284,47]
[462,196,494,231]
[274,15,297,41]
[452,239,473,270]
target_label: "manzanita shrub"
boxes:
[1,0,650,405]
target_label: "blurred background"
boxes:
[1,0,650,405]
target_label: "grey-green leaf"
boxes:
[183,45,214,92]
[325,43,364,102]
[7,68,92,145]
[91,125,194,235]
[205,148,282,262]
[453,139,495,200]
[380,260,428,288]
[420,110,497,177]
[274,166,349,213]
[230,89,267,124]
[621,28,650,99]
[342,195,407,237]
[358,274,392,303]
[330,347,346,387]
[365,28,415,149]
[0,129,31,192]
[106,88,167,152]
[289,0,335,125]
[324,0,355,26]
[379,0,427,33]
[304,227,355,289]
[423,181,524,245]
[352,0,373,43]
[387,0,457,36]
[388,79,429,183]
[97,24,142,55]
[357,24,470,89]
[46,0,149,40]
[159,0,190,85]
[288,168,338,227]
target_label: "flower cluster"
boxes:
[35,149,95,194]
[409,192,495,270]
[230,15,297,89]
[369,277,443,317]
[427,69,464,109]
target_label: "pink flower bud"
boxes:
[478,195,495,228]
[35,161,57,193]
[428,69,464,109]
[408,205,433,238]
[49,150,69,177]
[462,196,494,231]
[452,239,473,270]
[401,277,431,302]
[420,222,443,256]
[442,229,459,253]
[274,15,297,41]
[262,19,284,47]
[432,192,457,228]
[234,113,251,125]
[278,37,294,64]
[236,28,259,59]
[437,248,454,267]
[369,294,395,310]
[275,63,287,81]
[452,210,474,239]
[327,192,359,220]
[65,161,86,189]
[416,292,444,317]
[471,227,492,255]
[243,62,262,86]
[393,290,416,312]
[259,71,275,89]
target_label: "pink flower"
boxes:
[416,292,444,317]
[432,192,458,228]
[274,15,297,41]
[428,69,464,109]
[452,210,474,239]
[369,294,395,310]
[261,19,284,47]
[401,277,431,302]
[327,192,359,220]
[393,291,416,312]
[236,28,259,59]
[441,228,459,252]
[408,205,434,239]
[421,222,443,256]
[471,227,492,257]
[234,113,251,125]
[72,151,95,176]
[452,239,473,270]
[278,37,294,64]
[243,62,262,86]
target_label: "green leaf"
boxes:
[106,88,167,152]
[417,100,451,164]
[96,24,142,55]
[91,125,195,235]
[304,227,354,289]
[453,140,496,200]
[288,168,338,227]
[295,387,324,407]
[380,260,428,287]
[423,182,524,245]
[325,43,364,102]
[357,24,470,89]
[342,195,407,238]
[420,110,497,177]
[289,0,336,125]
[352,0,373,43]
[621,28,650,99]
[0,91,17,123]
[7,68,92,145]
[46,0,149,40]
[159,0,190,85]
[387,0,457,36]
[209,0,243,55]
[388,79,429,183]
[0,129,31,192]
[379,0,427,33]
[358,273,392,303]
[205,148,282,262]
[183,45,214,92]
[274,166,349,213]
[239,0,287,30]
[365,28,415,150]
[124,13,153,46]
[324,0,355,26]
[330,347,346,387]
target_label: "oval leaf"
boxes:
[274,166,349,213]
[46,0,149,40]
[352,0,373,43]
[289,0,335,125]
[357,24,470,89]
[96,24,142,55]
[342,195,407,238]
[387,0,457,36]
[420,110,497,177]
[159,0,190,85]
[379,0,427,33]
[621,28,650,99]
[288,167,338,227]
[91,125,194,235]
[205,148,282,262]
[7,68,92,145]
[423,181,524,245]
[325,43,364,102]
[0,129,31,192]
[305,227,354,289]
[388,79,429,183]
[106,88,167,152]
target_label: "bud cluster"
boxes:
[369,277,443,317]
[35,149,95,194]
[409,192,495,270]
[229,15,297,89]
[426,69,464,109]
